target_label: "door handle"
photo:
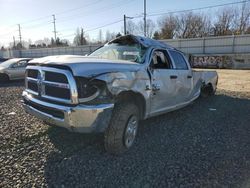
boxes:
[152,83,160,91]
[170,75,178,79]
[187,75,192,78]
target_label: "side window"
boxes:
[169,50,188,70]
[150,50,172,69]
[18,60,28,67]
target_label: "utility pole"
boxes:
[13,36,16,49]
[143,0,146,37]
[124,15,126,35]
[18,24,22,47]
[52,14,57,42]
[123,14,133,35]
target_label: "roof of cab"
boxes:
[108,34,175,49]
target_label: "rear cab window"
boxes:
[169,50,189,70]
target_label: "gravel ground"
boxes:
[1,70,250,187]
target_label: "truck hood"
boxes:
[28,55,141,77]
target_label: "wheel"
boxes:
[200,84,215,97]
[0,74,9,83]
[104,103,139,155]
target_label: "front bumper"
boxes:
[22,91,114,133]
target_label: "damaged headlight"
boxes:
[75,77,112,104]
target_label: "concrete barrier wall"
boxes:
[1,34,250,59]
[161,34,250,55]
[0,45,100,58]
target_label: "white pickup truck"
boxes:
[22,35,218,154]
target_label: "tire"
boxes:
[0,74,9,83]
[104,102,139,155]
[200,84,215,97]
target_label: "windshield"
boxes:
[0,59,18,68]
[89,43,147,64]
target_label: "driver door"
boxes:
[150,49,178,115]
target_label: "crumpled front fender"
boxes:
[95,70,150,97]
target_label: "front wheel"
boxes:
[0,74,9,83]
[104,103,139,155]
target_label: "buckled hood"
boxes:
[28,55,141,77]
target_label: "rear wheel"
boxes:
[200,83,215,97]
[104,103,139,155]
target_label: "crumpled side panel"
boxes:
[96,70,152,118]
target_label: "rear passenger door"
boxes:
[168,50,193,103]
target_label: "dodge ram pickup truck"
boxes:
[22,35,218,154]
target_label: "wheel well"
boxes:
[201,82,214,96]
[115,91,146,119]
[0,73,9,82]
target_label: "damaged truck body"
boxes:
[22,35,218,154]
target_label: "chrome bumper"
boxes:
[22,91,114,133]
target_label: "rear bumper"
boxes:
[22,91,114,133]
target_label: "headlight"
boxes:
[75,77,111,103]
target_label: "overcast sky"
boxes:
[0,0,241,47]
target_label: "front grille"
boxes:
[27,69,38,78]
[45,71,68,83]
[25,66,78,104]
[28,82,38,92]
[45,85,71,99]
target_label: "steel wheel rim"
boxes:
[124,115,138,148]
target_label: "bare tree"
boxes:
[158,14,178,39]
[74,27,87,46]
[247,26,250,34]
[153,31,160,39]
[146,19,156,38]
[157,12,211,39]
[126,20,137,35]
[213,8,234,36]
[138,19,156,37]
[105,30,117,42]
[176,12,210,38]
[233,2,250,34]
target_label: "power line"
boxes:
[56,0,103,15]
[56,0,135,24]
[57,0,250,40]
[20,15,52,26]
[147,0,250,17]
[60,19,123,38]
[0,0,104,29]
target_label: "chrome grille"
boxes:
[25,66,78,104]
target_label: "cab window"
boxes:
[150,50,172,69]
[169,50,188,70]
[18,60,28,67]
[13,60,28,68]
